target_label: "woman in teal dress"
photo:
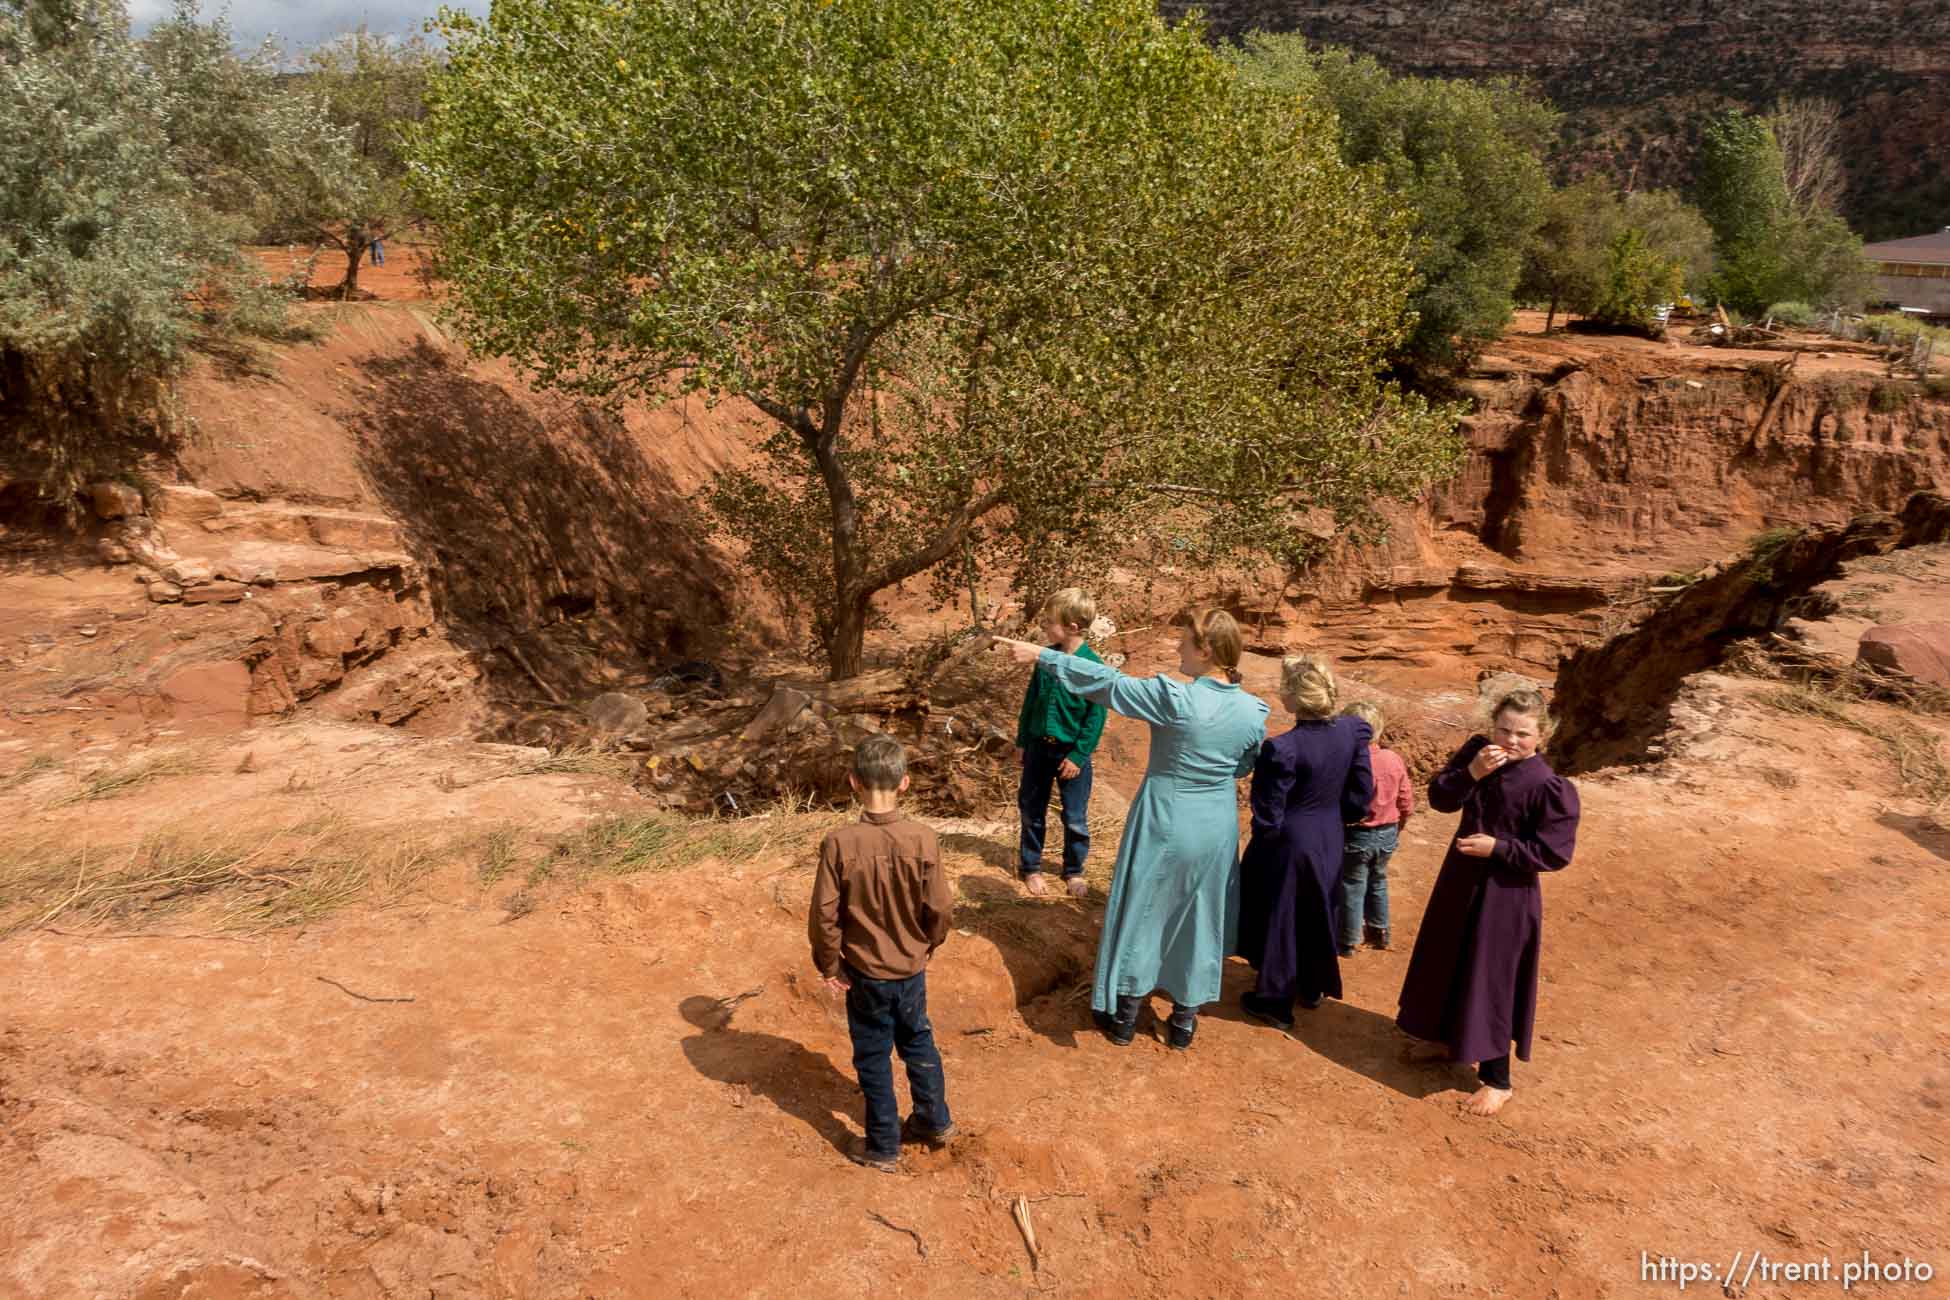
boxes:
[994,611,1268,1050]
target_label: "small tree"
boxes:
[273,28,433,297]
[1589,229,1683,333]
[1518,178,1621,332]
[1233,34,1558,376]
[1619,190,1716,299]
[412,0,1462,678]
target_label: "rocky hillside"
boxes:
[1221,314,1950,678]
[1165,0,1950,239]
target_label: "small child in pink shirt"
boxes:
[1339,702,1412,953]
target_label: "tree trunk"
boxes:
[338,239,367,300]
[1544,294,1558,335]
[826,591,870,681]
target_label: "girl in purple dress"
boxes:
[1236,655,1374,1029]
[1396,689,1581,1116]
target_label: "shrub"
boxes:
[1868,381,1914,413]
[1766,301,1817,328]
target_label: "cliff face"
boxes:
[1167,0,1950,239]
[1223,327,1950,677]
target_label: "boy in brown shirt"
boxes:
[810,735,955,1172]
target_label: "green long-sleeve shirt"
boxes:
[1015,641,1108,763]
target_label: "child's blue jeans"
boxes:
[845,965,950,1159]
[1338,823,1398,949]
[1017,742,1091,877]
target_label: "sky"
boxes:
[127,0,481,51]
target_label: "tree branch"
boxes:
[860,485,1008,595]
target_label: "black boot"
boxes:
[1240,990,1295,1031]
[1166,1004,1198,1051]
[1365,923,1390,951]
[1104,994,1140,1046]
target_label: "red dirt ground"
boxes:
[3,622,1946,1298]
[3,267,1946,1298]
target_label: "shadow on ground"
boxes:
[676,994,857,1157]
[353,341,734,709]
[1204,962,1472,1101]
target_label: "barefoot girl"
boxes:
[1395,689,1581,1116]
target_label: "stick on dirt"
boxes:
[867,1211,928,1258]
[1012,1194,1041,1271]
[316,975,416,1004]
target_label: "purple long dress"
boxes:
[1236,716,1374,1006]
[1396,736,1581,1064]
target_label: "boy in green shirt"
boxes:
[1014,588,1107,898]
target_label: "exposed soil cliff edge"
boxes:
[1551,492,1950,773]
[1233,327,1950,678]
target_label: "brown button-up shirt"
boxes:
[810,810,951,981]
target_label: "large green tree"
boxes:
[410,0,1461,679]
[1232,33,1558,377]
[1695,110,1867,312]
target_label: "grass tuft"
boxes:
[0,816,447,936]
[1762,686,1950,805]
[0,754,61,792]
[505,745,634,779]
[546,812,798,877]
[49,751,202,806]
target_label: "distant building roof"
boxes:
[1864,229,1950,266]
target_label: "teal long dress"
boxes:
[1034,649,1269,1012]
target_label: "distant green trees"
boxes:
[1517,181,1712,332]
[0,0,346,501]
[1232,34,1557,376]
[0,0,436,503]
[1695,109,1868,314]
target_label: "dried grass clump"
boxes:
[48,751,203,806]
[0,815,445,937]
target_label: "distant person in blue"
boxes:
[1235,655,1374,1029]
[994,611,1267,1050]
[368,236,385,267]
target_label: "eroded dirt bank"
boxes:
[3,294,1948,1298]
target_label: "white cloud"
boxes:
[130,0,485,51]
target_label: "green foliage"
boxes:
[411,0,1464,678]
[278,27,435,294]
[1231,33,1557,376]
[1619,190,1715,296]
[1517,177,1617,327]
[1519,183,1711,327]
[1694,110,1869,312]
[2,0,191,497]
[0,0,350,504]
[1867,381,1913,414]
[1765,301,1817,328]
[1589,228,1683,332]
[1695,111,1789,248]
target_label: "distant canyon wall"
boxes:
[1163,0,1950,239]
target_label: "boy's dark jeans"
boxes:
[845,965,951,1158]
[1338,823,1398,949]
[1017,743,1091,877]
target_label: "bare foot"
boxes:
[1065,876,1089,899]
[1023,873,1050,896]
[1465,1085,1512,1116]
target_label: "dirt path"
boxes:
[3,673,1944,1299]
